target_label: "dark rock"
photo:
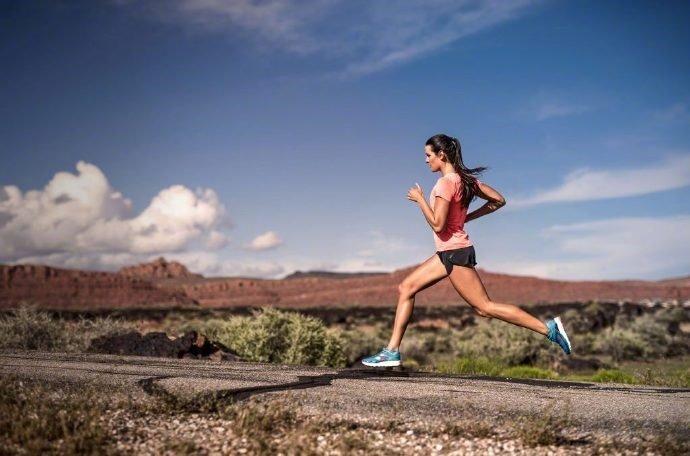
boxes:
[88,330,243,361]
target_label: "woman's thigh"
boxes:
[447,265,491,309]
[399,253,449,296]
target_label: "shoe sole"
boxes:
[361,360,401,367]
[554,316,572,354]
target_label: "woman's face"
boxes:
[424,145,444,172]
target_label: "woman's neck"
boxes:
[441,165,457,177]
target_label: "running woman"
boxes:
[362,134,571,367]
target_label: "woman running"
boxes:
[362,134,572,367]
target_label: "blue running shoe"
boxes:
[546,316,572,355]
[361,347,401,367]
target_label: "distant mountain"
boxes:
[1,259,688,310]
[655,275,690,287]
[283,270,388,280]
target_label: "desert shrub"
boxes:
[197,307,347,367]
[402,329,455,366]
[570,331,596,354]
[635,366,690,388]
[515,400,572,447]
[591,369,637,384]
[0,304,134,352]
[436,356,505,376]
[593,312,688,361]
[453,320,554,366]
[0,304,66,350]
[337,327,387,366]
[592,327,646,362]
[655,307,690,337]
[502,365,558,380]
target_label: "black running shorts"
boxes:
[436,245,477,275]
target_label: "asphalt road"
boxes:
[2,350,689,436]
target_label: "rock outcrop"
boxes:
[0,263,198,310]
[118,257,203,280]
[88,330,243,361]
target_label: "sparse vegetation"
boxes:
[0,375,116,455]
[193,307,348,367]
[514,400,573,447]
[590,368,637,384]
[0,304,133,352]
[1,303,688,387]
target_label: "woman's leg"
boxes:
[387,254,449,350]
[447,265,548,335]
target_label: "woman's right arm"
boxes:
[465,181,506,222]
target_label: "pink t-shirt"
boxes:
[429,173,481,251]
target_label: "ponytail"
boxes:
[425,133,488,208]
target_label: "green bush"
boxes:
[436,356,505,376]
[197,307,347,367]
[453,320,554,366]
[501,365,558,380]
[591,369,637,384]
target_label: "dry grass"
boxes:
[0,375,118,455]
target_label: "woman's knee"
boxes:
[473,301,493,318]
[398,281,416,298]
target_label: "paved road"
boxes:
[2,350,689,435]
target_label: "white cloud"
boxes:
[116,0,543,77]
[534,101,590,121]
[245,230,283,251]
[508,153,690,208]
[482,215,690,280]
[205,230,230,249]
[0,161,232,261]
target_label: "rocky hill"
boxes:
[0,263,197,310]
[118,257,203,280]
[1,258,688,310]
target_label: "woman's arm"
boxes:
[407,183,450,233]
[466,181,506,222]
[418,197,450,233]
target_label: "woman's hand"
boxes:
[407,183,424,204]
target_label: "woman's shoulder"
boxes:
[438,173,462,183]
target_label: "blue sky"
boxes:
[1,0,689,281]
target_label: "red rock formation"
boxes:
[118,257,203,280]
[0,263,198,310]
[1,259,688,310]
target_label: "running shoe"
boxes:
[546,316,572,355]
[361,347,402,367]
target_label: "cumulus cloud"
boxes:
[245,230,283,251]
[115,0,543,77]
[0,161,232,265]
[482,215,690,280]
[508,153,690,208]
